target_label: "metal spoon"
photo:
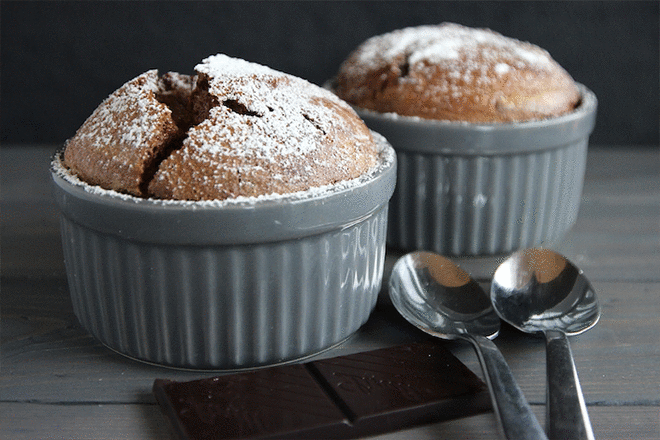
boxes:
[490,248,600,440]
[389,251,547,440]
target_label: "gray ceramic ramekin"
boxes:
[355,85,597,256]
[51,134,396,370]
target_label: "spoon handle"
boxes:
[545,329,595,440]
[468,334,548,440]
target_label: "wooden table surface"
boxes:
[2,145,659,439]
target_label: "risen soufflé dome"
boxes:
[63,54,379,201]
[333,23,581,123]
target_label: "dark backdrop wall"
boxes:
[2,1,658,146]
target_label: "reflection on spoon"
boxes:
[389,251,547,440]
[491,248,600,440]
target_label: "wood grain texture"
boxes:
[2,145,659,439]
[2,403,658,440]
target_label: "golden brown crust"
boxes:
[148,55,378,201]
[333,23,581,123]
[64,55,379,201]
[63,70,195,196]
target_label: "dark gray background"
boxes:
[2,1,658,147]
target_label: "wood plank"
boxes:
[582,146,659,181]
[1,146,64,278]
[565,146,660,282]
[2,402,658,440]
[2,146,659,280]
[2,279,658,405]
[1,402,173,440]
[1,145,659,440]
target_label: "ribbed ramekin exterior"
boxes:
[387,140,588,256]
[59,206,387,370]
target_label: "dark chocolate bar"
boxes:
[153,341,491,439]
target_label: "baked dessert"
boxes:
[63,70,190,197]
[333,23,581,123]
[64,54,378,201]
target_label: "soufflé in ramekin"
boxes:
[332,23,596,256]
[52,54,396,369]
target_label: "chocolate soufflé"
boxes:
[51,54,397,369]
[64,54,379,201]
[333,22,581,124]
[331,23,596,257]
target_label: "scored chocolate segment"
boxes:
[153,341,491,440]
[154,365,347,440]
[309,342,490,433]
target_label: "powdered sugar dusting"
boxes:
[334,22,578,123]
[149,54,378,200]
[64,54,379,202]
[191,54,363,159]
[73,70,168,161]
[495,62,511,75]
[53,132,393,207]
[353,23,553,70]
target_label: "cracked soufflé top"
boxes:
[332,23,581,123]
[63,54,379,201]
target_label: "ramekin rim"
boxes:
[351,83,596,130]
[51,133,397,245]
[348,84,597,155]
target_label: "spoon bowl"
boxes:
[389,251,547,440]
[389,251,500,340]
[490,248,600,440]
[490,248,600,335]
